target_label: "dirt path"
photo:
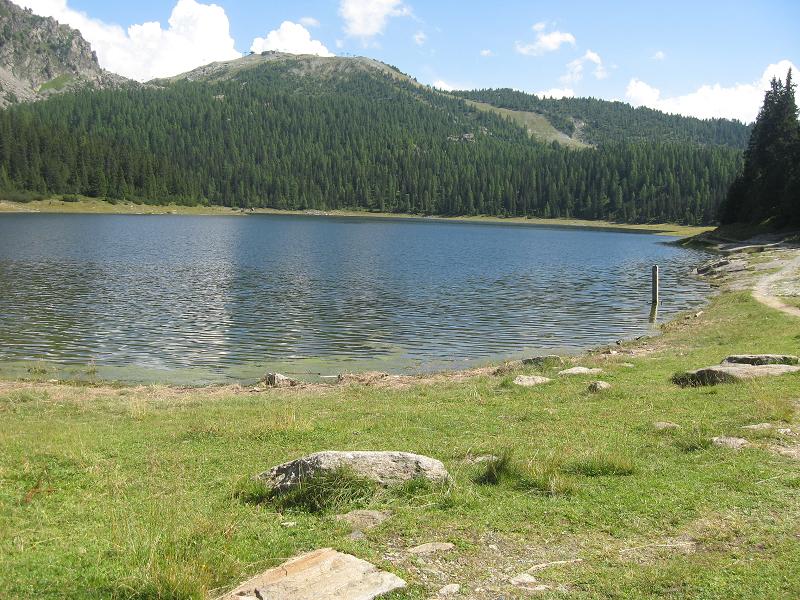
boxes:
[752,250,800,318]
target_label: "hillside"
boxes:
[0,47,746,224]
[454,88,751,148]
[0,0,127,108]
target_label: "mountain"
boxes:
[0,0,127,108]
[0,24,750,225]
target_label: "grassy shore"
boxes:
[1,252,799,598]
[0,196,712,238]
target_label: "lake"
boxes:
[0,213,710,384]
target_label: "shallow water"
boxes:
[0,213,710,384]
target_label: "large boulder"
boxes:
[723,354,799,366]
[259,451,449,492]
[265,372,297,388]
[677,364,800,386]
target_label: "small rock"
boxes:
[438,583,460,596]
[465,454,499,464]
[349,531,367,541]
[265,372,297,388]
[777,428,794,436]
[522,355,564,367]
[653,421,681,431]
[723,354,799,366]
[603,349,619,355]
[513,375,552,387]
[741,423,773,431]
[408,542,455,555]
[588,381,611,392]
[259,451,449,493]
[559,366,602,376]
[712,436,749,450]
[280,521,296,528]
[336,510,392,531]
[620,363,635,368]
[510,573,539,586]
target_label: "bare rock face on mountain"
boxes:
[0,0,128,108]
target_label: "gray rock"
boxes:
[620,363,635,368]
[522,355,564,367]
[510,573,539,586]
[712,436,749,450]
[513,375,552,387]
[653,421,681,431]
[678,364,800,386]
[438,583,461,596]
[265,372,297,387]
[741,423,774,431]
[588,381,611,392]
[723,354,799,366]
[259,451,449,492]
[336,510,392,531]
[407,542,455,555]
[349,531,367,541]
[220,548,406,600]
[559,366,602,376]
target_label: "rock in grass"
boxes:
[522,355,564,367]
[723,354,799,366]
[712,436,749,450]
[336,509,392,531]
[559,366,602,376]
[513,375,552,387]
[259,451,449,492]
[438,583,461,596]
[676,364,800,386]
[265,372,297,388]
[408,542,455,555]
[741,423,774,431]
[587,381,611,392]
[653,421,681,431]
[220,547,405,600]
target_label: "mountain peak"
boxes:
[0,0,128,107]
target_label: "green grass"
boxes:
[1,291,799,598]
[38,74,74,93]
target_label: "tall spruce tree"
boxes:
[721,69,799,226]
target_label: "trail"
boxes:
[752,250,800,318]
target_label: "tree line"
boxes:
[0,63,745,224]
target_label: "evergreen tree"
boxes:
[721,69,799,226]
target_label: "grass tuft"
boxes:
[563,451,636,477]
[473,449,515,485]
[235,468,379,514]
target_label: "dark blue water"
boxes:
[0,213,710,383]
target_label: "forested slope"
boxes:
[0,55,745,224]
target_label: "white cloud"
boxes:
[413,30,426,46]
[480,49,494,57]
[433,79,456,91]
[299,16,320,28]
[652,50,666,61]
[560,49,607,84]
[625,59,798,123]
[515,23,575,56]
[339,0,410,40]
[14,0,241,81]
[537,87,575,99]
[250,21,333,57]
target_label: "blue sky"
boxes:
[15,0,800,122]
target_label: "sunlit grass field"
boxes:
[1,291,798,598]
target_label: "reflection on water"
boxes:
[0,214,710,383]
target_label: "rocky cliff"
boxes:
[0,0,127,107]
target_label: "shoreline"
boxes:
[0,197,713,238]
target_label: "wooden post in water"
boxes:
[651,265,659,306]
